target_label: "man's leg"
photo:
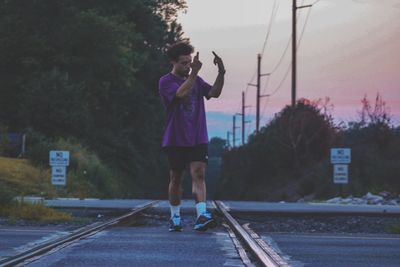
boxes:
[191,161,216,231]
[168,169,184,231]
[169,169,184,207]
[190,161,206,204]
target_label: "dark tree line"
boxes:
[217,95,400,201]
[0,0,187,197]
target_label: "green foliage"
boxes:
[26,135,121,198]
[389,224,400,234]
[0,1,187,198]
[0,181,17,205]
[0,202,72,223]
[219,95,400,201]
[209,137,226,157]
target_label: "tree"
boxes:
[0,0,188,197]
[208,137,226,157]
[219,98,339,200]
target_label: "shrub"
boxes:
[0,181,17,205]
[0,202,72,223]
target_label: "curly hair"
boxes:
[166,42,194,61]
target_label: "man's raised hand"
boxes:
[212,51,225,74]
[191,52,202,75]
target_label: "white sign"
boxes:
[333,164,348,184]
[51,166,67,186]
[330,148,351,164]
[49,151,70,166]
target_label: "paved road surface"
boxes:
[262,232,400,267]
[0,226,69,259]
[25,224,244,267]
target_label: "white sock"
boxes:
[196,202,207,217]
[170,204,180,218]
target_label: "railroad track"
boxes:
[0,200,289,267]
[214,201,289,267]
[0,201,159,267]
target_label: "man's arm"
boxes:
[176,52,202,98]
[208,51,225,99]
[208,72,224,98]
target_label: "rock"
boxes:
[364,192,384,204]
[378,191,394,200]
[340,198,353,204]
[386,200,398,206]
[352,198,367,205]
[326,197,342,204]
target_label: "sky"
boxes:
[177,0,400,141]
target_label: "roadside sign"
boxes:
[51,166,67,186]
[333,164,348,184]
[330,148,351,164]
[49,151,70,166]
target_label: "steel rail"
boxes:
[242,223,290,267]
[0,200,159,267]
[214,200,283,267]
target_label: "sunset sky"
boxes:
[177,0,400,140]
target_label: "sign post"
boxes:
[330,148,351,197]
[49,151,70,194]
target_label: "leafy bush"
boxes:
[0,156,53,198]
[219,99,338,200]
[0,181,17,205]
[26,135,120,198]
[0,202,72,223]
[218,95,400,201]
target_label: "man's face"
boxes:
[172,54,192,77]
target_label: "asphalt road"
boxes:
[24,224,244,267]
[0,226,69,259]
[2,200,400,266]
[262,232,400,267]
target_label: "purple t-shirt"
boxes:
[159,73,212,147]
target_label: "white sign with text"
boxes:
[330,148,351,164]
[51,166,67,186]
[49,151,70,166]
[333,164,348,184]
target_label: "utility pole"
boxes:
[292,0,312,107]
[232,115,240,147]
[241,92,246,145]
[248,54,270,133]
[256,54,261,132]
[241,92,250,145]
[226,131,232,148]
[237,92,251,145]
[292,0,297,107]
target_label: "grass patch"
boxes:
[388,224,400,234]
[0,156,55,199]
[0,202,72,223]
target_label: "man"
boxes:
[159,42,225,232]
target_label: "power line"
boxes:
[236,0,318,141]
[259,4,313,123]
[239,0,279,136]
[264,0,304,76]
[311,0,322,5]
[260,0,280,57]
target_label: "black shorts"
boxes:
[163,144,208,172]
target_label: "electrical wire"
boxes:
[260,0,280,57]
[259,4,313,123]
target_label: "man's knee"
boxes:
[191,163,205,181]
[170,170,183,185]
